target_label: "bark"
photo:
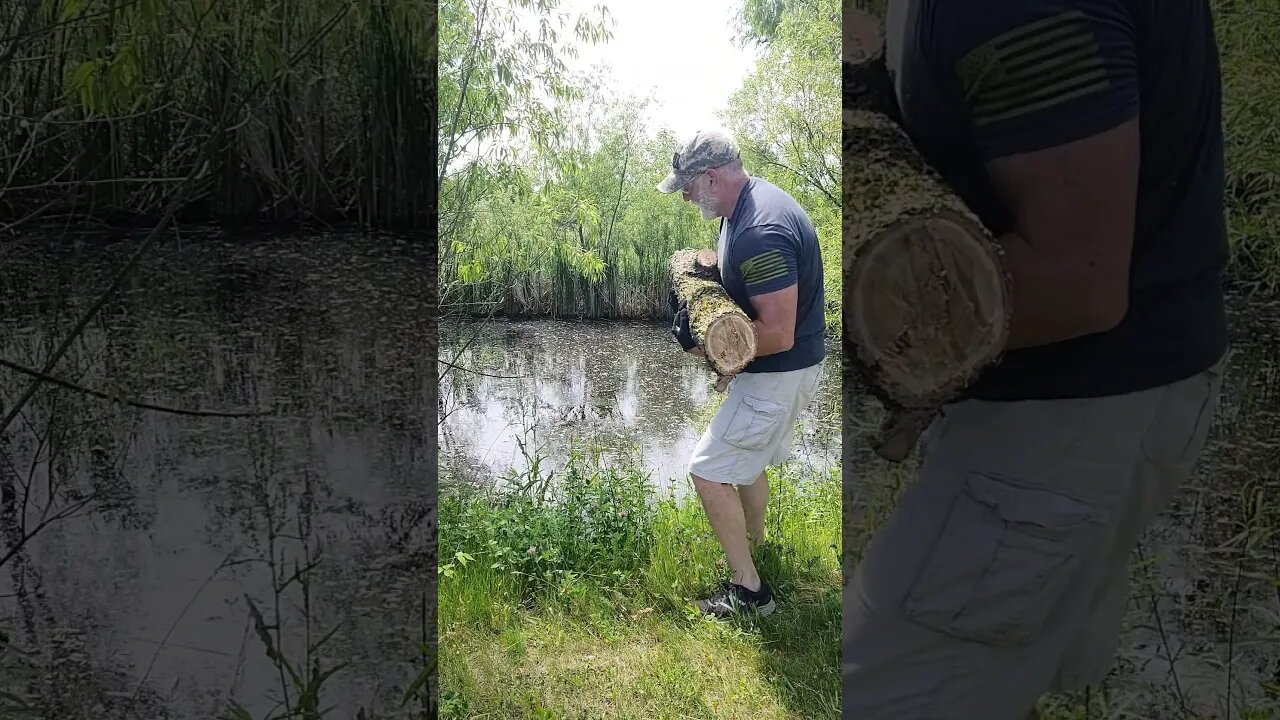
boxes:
[843,9,1013,462]
[669,248,758,376]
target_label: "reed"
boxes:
[0,0,430,229]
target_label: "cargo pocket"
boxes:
[902,472,1108,646]
[721,394,788,451]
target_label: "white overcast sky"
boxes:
[536,0,762,139]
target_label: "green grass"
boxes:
[1217,0,1280,292]
[439,453,841,720]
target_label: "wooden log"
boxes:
[842,9,1013,462]
[669,248,758,376]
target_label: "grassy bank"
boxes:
[438,454,841,720]
[0,0,431,229]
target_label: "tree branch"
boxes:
[436,359,523,380]
[0,357,270,418]
[755,154,838,206]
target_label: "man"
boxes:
[843,1,1229,718]
[658,128,826,618]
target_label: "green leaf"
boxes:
[58,0,86,23]
[69,60,97,93]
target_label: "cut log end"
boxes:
[692,249,721,282]
[841,9,1011,459]
[669,248,759,375]
[846,209,1010,410]
[705,313,757,376]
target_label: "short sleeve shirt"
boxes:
[718,178,827,374]
[887,0,1229,400]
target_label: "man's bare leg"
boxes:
[738,471,769,547]
[692,474,761,591]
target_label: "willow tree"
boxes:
[723,0,841,330]
[441,83,715,319]
[437,0,613,309]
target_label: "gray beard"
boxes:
[696,196,718,220]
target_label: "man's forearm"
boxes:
[997,231,1128,350]
[753,319,795,356]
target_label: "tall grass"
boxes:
[1216,0,1280,291]
[441,204,715,320]
[438,451,842,719]
[441,191,843,326]
[0,0,430,228]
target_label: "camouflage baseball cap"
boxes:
[656,129,741,194]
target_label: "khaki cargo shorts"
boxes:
[688,362,824,485]
[843,353,1227,720]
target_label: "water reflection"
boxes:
[438,319,842,492]
[0,232,435,718]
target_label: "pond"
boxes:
[0,231,434,719]
[437,318,842,495]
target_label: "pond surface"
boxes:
[0,231,434,719]
[437,319,841,494]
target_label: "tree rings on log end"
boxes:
[692,249,721,282]
[846,209,1011,409]
[704,313,757,376]
[669,247,759,376]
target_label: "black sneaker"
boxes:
[694,581,776,618]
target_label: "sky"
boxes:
[540,0,762,140]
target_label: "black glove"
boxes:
[670,299,697,352]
